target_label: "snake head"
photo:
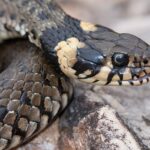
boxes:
[55,21,150,86]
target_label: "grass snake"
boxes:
[0,0,150,149]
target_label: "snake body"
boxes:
[0,0,150,149]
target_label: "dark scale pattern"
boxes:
[0,41,73,150]
[40,16,85,66]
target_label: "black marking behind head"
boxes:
[40,16,83,65]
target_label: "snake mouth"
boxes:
[107,66,150,86]
[108,71,150,86]
[112,66,150,86]
[77,65,150,86]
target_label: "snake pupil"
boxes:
[112,53,129,67]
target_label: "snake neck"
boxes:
[40,16,83,56]
[37,4,84,64]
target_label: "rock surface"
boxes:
[58,83,150,150]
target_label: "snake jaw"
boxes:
[89,66,150,86]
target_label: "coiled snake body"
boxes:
[0,0,150,149]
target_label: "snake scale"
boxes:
[0,0,150,149]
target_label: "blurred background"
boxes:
[57,0,150,44]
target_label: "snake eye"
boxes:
[112,53,129,67]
